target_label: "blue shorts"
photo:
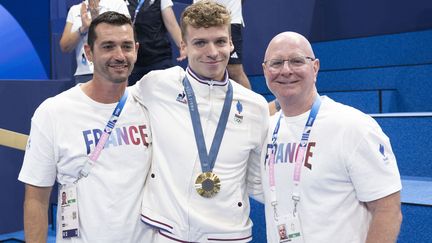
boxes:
[229,24,243,65]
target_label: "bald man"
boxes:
[259,32,402,243]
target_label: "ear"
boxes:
[313,58,320,82]
[262,62,271,86]
[180,40,187,55]
[229,37,234,53]
[135,41,139,56]
[262,62,267,75]
[84,44,93,63]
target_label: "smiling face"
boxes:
[181,25,233,81]
[263,32,319,107]
[179,0,233,81]
[278,225,287,239]
[84,23,138,84]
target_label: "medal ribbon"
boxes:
[268,96,321,218]
[79,89,129,179]
[183,75,233,173]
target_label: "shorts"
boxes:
[229,24,243,65]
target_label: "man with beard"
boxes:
[19,12,152,243]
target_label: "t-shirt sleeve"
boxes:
[66,5,76,24]
[18,101,57,187]
[115,0,131,17]
[161,0,174,10]
[347,122,402,202]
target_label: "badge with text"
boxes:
[276,215,304,243]
[194,172,221,198]
[60,184,80,239]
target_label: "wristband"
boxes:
[78,27,88,36]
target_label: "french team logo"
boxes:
[234,100,243,123]
[176,91,187,104]
[379,144,389,163]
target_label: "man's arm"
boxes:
[59,21,82,53]
[161,7,186,61]
[247,100,270,203]
[23,184,52,243]
[246,145,264,203]
[365,191,402,243]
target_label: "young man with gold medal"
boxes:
[131,1,269,242]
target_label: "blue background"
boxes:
[1,0,432,242]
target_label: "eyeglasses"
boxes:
[263,56,315,71]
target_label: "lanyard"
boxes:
[132,0,146,25]
[268,96,321,219]
[78,90,129,180]
[182,75,233,173]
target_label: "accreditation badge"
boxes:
[194,172,221,198]
[276,215,304,243]
[60,184,80,239]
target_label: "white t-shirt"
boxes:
[261,96,402,243]
[131,66,268,242]
[160,0,174,10]
[66,0,130,76]
[18,85,152,243]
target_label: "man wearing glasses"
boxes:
[260,31,402,243]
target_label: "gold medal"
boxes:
[194,172,221,198]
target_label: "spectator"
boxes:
[60,0,130,83]
[126,0,185,86]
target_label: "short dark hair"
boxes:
[87,11,136,50]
